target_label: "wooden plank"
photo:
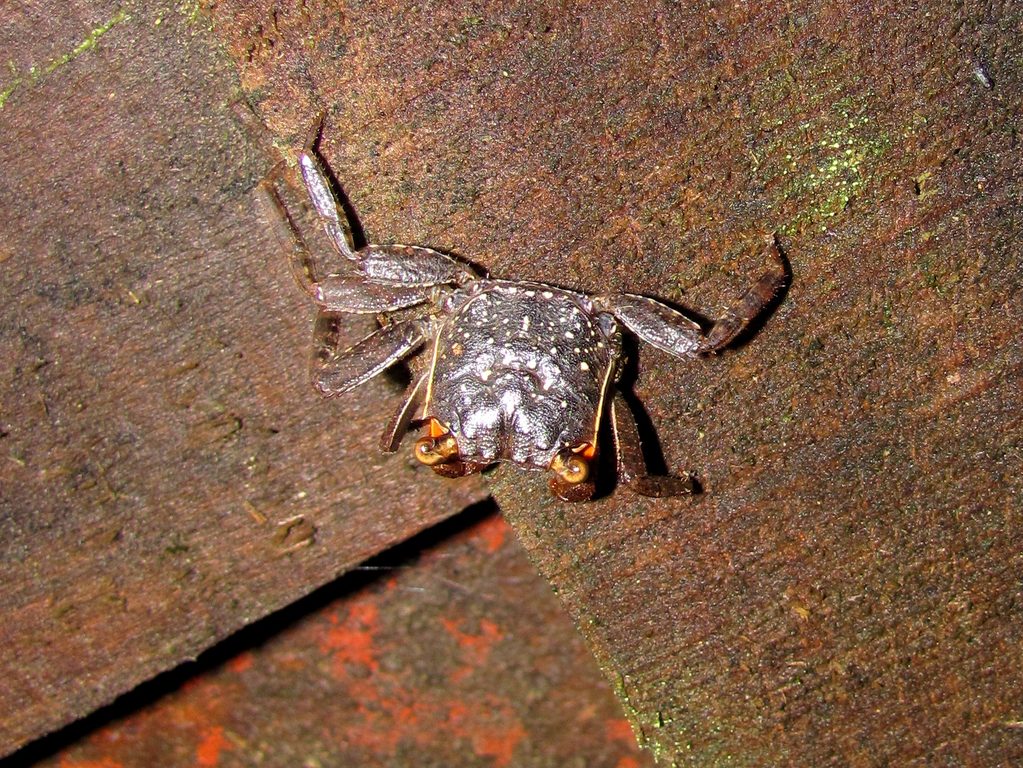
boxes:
[0,2,486,755]
[195,0,1023,763]
[23,509,653,768]
[481,5,1023,766]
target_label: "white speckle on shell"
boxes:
[580,362,590,371]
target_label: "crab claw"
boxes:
[414,433,459,466]
[548,449,596,502]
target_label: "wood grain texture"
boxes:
[0,2,485,755]
[197,0,1022,763]
[27,509,653,768]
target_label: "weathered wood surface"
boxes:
[29,509,653,768]
[0,1,485,755]
[196,0,1023,764]
[482,7,1023,768]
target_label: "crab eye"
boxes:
[551,451,590,484]
[414,434,459,466]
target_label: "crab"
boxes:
[262,135,786,502]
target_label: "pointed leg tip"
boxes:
[625,473,700,498]
[303,110,328,153]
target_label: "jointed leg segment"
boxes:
[297,152,359,262]
[259,119,484,401]
[611,391,696,497]
[312,316,426,396]
[698,244,786,353]
[597,238,787,359]
[380,372,429,453]
[261,156,473,312]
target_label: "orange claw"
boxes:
[414,431,459,466]
[549,448,596,502]
[551,451,591,484]
[575,441,596,460]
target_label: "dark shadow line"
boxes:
[613,336,678,480]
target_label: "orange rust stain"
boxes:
[227,651,254,673]
[442,617,504,684]
[442,693,527,766]
[606,718,638,745]
[441,617,503,666]
[334,670,532,762]
[349,602,378,625]
[473,722,527,768]
[447,701,470,727]
[474,513,510,554]
[196,726,227,766]
[321,601,381,675]
[335,675,434,755]
[615,757,642,768]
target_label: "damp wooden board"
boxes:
[201,0,1023,763]
[0,2,485,755]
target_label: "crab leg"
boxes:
[699,240,787,352]
[598,294,704,358]
[312,316,426,396]
[610,391,696,497]
[297,152,476,286]
[354,244,477,287]
[380,371,429,452]
[312,275,437,313]
[297,151,359,261]
[260,170,463,312]
[596,239,787,358]
[257,176,327,300]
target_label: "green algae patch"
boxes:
[779,111,893,235]
[761,93,896,238]
[0,7,131,110]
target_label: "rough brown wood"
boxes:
[481,5,1023,766]
[27,509,654,768]
[196,0,1023,764]
[0,1,485,755]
